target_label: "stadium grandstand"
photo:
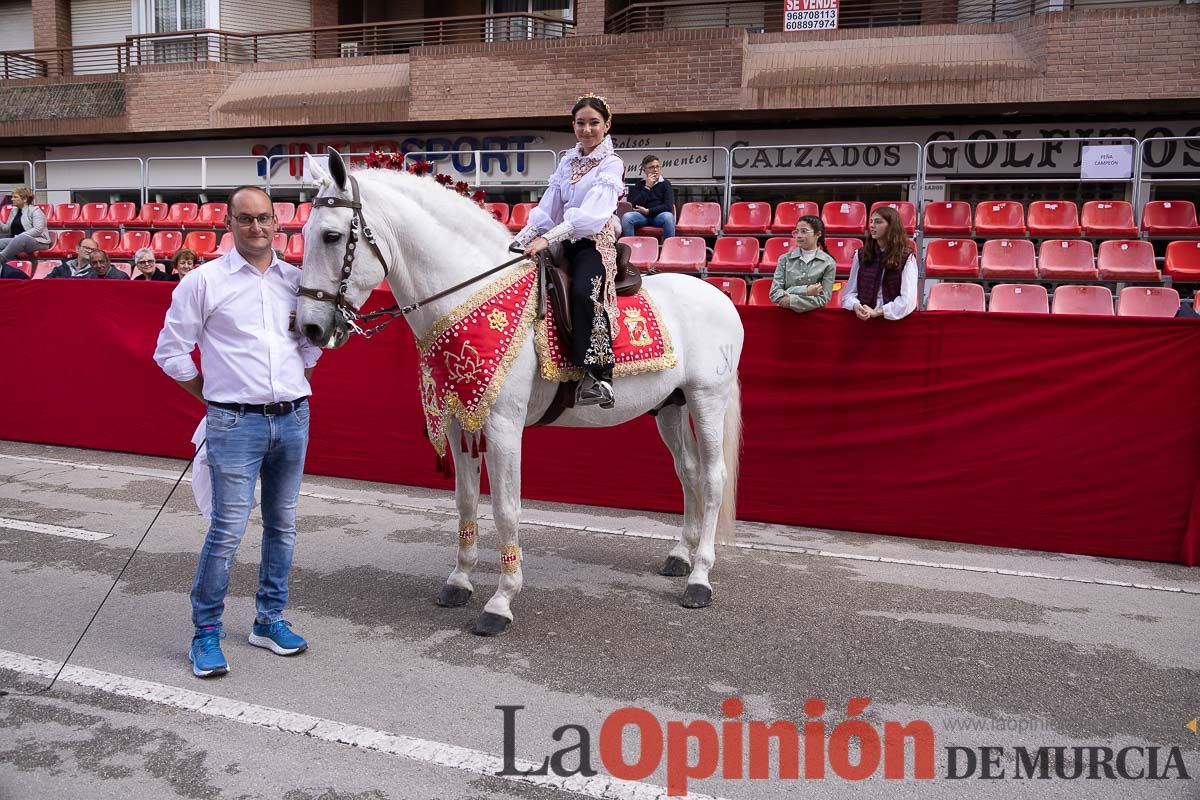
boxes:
[0,0,1197,311]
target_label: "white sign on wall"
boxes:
[1079,144,1134,180]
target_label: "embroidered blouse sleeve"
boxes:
[518,163,568,246]
[561,157,625,240]
[879,254,918,320]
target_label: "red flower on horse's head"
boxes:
[434,173,454,186]
[408,160,433,176]
[471,189,487,204]
[454,181,470,194]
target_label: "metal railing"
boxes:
[145,155,270,198]
[557,145,735,209]
[1135,136,1200,218]
[401,149,562,192]
[32,157,147,204]
[0,13,574,79]
[605,0,1190,33]
[0,161,35,192]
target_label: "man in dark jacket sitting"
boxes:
[619,155,675,240]
[47,237,100,278]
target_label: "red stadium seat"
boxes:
[921,201,972,236]
[44,229,82,258]
[183,231,218,258]
[92,229,121,253]
[271,232,288,255]
[284,233,305,263]
[1027,201,1080,237]
[923,239,978,278]
[655,237,707,272]
[1097,240,1161,281]
[50,203,81,227]
[484,203,510,225]
[926,282,985,312]
[989,284,1048,314]
[35,203,51,220]
[869,201,917,234]
[166,202,199,228]
[1052,285,1114,316]
[104,201,137,227]
[1117,286,1180,318]
[3,260,32,277]
[132,202,169,228]
[821,201,867,235]
[708,237,760,273]
[974,201,1026,237]
[32,260,60,279]
[1165,240,1200,280]
[633,204,677,239]
[770,201,819,233]
[112,262,133,278]
[760,237,795,268]
[273,202,296,228]
[705,277,748,305]
[826,237,863,276]
[151,230,183,259]
[1037,240,1096,280]
[214,232,234,257]
[980,239,1036,279]
[111,230,151,259]
[618,236,658,269]
[80,202,110,227]
[506,202,537,233]
[676,202,722,236]
[0,206,10,224]
[1081,201,1137,238]
[185,202,228,229]
[748,277,774,305]
[281,202,311,232]
[1141,200,1200,236]
[723,201,771,234]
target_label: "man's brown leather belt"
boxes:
[208,397,308,416]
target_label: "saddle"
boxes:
[536,241,641,340]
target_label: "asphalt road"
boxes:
[1,440,1197,800]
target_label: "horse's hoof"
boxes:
[658,555,691,577]
[436,585,473,608]
[680,584,713,609]
[472,612,511,636]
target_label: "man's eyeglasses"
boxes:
[77,245,97,254]
[231,213,276,227]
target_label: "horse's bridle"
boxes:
[296,171,528,339]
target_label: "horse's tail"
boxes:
[716,375,741,546]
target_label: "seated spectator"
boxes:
[1,261,30,279]
[88,250,129,280]
[769,215,836,313]
[47,237,100,278]
[620,155,675,240]
[0,185,51,267]
[132,247,170,281]
[842,206,917,321]
[169,248,198,281]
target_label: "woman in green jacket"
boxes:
[769,214,837,313]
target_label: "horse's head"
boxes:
[296,148,389,349]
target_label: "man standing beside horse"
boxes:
[154,185,321,678]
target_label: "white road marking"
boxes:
[0,517,113,541]
[0,648,729,800]
[1,451,1197,597]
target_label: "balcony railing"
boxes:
[605,0,1189,33]
[0,12,574,79]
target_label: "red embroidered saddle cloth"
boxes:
[534,290,676,382]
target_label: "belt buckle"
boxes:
[264,402,286,416]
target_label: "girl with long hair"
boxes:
[842,205,918,320]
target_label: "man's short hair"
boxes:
[228,185,272,212]
[641,155,660,167]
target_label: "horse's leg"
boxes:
[679,390,731,609]
[473,415,523,636]
[655,403,702,577]
[437,421,482,608]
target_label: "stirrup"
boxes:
[576,378,615,409]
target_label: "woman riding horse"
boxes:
[515,93,623,409]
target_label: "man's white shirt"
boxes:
[153,248,322,403]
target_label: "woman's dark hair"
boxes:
[795,214,827,254]
[170,247,198,273]
[861,205,910,270]
[571,95,611,123]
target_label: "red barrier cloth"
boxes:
[1,279,1198,565]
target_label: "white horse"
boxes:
[296,149,744,636]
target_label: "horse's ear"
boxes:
[327,147,348,192]
[305,152,331,188]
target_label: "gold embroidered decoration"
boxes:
[444,341,482,383]
[499,543,521,574]
[487,308,509,332]
[622,306,651,347]
[458,521,477,547]
[583,274,614,366]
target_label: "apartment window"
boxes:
[154,0,204,31]
[487,0,573,40]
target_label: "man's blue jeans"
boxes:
[191,401,310,636]
[620,211,676,239]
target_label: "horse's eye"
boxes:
[323,231,342,244]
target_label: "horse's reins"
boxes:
[297,173,528,339]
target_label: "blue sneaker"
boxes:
[188,631,229,678]
[248,620,307,656]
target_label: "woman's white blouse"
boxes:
[520,136,625,244]
[841,251,918,320]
